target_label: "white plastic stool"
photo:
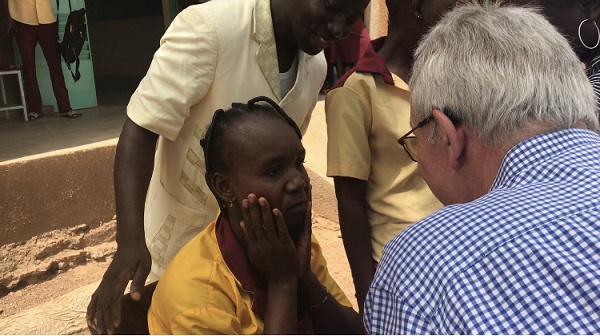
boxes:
[0,69,28,122]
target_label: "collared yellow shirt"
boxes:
[326,72,443,262]
[148,219,352,334]
[8,0,56,25]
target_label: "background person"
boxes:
[365,3,600,334]
[148,97,364,334]
[0,0,81,120]
[509,0,600,115]
[86,0,369,333]
[325,0,458,312]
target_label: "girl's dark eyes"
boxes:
[265,159,305,177]
[266,167,283,177]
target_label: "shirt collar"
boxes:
[491,128,599,190]
[252,0,282,100]
[332,36,395,89]
[216,214,311,329]
[215,214,268,320]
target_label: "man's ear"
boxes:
[211,173,234,203]
[432,109,465,171]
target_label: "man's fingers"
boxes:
[100,303,114,335]
[129,263,150,302]
[86,292,99,331]
[111,297,122,331]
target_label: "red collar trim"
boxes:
[216,214,268,320]
[332,36,395,89]
[216,215,311,331]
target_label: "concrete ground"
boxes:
[0,96,353,334]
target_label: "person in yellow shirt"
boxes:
[325,0,460,313]
[0,0,81,120]
[86,0,369,332]
[148,96,363,334]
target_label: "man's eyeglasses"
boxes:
[398,108,460,162]
[397,115,433,162]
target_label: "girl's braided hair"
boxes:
[199,96,302,215]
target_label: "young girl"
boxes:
[148,97,363,334]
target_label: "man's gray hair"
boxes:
[409,3,599,146]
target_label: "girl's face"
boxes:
[223,115,310,237]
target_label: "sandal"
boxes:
[61,110,82,118]
[27,112,41,121]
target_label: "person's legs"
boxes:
[38,22,72,114]
[15,21,42,115]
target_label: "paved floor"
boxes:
[0,81,330,183]
[0,77,136,163]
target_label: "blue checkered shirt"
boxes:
[365,128,600,334]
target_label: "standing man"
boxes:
[365,3,600,334]
[86,0,369,333]
[0,0,81,120]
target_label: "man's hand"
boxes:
[86,244,151,335]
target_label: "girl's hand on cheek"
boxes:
[241,194,298,284]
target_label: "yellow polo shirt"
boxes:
[148,217,352,334]
[326,71,443,262]
[8,0,56,25]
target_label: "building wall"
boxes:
[89,16,164,78]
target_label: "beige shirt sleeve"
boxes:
[325,84,373,180]
[127,7,218,141]
[8,0,56,25]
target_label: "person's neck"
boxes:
[377,29,416,83]
[270,0,298,72]
[226,212,246,244]
[455,139,506,204]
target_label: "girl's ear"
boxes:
[413,0,424,20]
[211,173,234,203]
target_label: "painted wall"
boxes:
[88,16,165,77]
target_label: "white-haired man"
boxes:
[365,3,600,334]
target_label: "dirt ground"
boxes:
[0,214,356,320]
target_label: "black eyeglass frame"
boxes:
[397,115,433,162]
[397,108,461,162]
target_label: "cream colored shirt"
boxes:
[8,0,56,25]
[326,72,442,262]
[127,0,326,280]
